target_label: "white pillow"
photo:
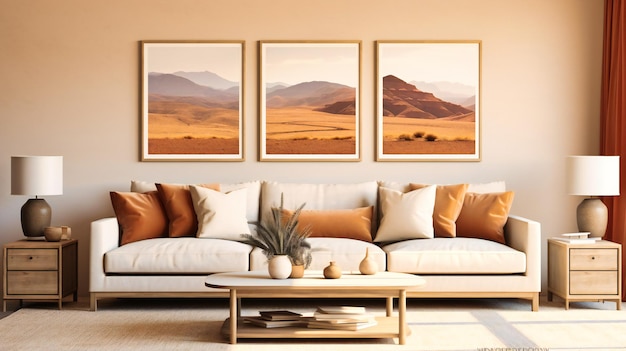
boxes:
[374,185,436,242]
[190,185,251,240]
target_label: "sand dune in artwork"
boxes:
[266,108,356,140]
[264,107,356,155]
[147,98,240,155]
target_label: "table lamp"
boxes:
[566,155,620,238]
[11,156,63,238]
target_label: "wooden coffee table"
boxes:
[205,271,424,344]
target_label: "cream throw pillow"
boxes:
[190,185,251,240]
[374,185,437,242]
[409,183,468,238]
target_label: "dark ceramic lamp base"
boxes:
[21,198,51,238]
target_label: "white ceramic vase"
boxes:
[268,255,292,279]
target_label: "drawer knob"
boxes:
[29,256,34,260]
[591,256,596,260]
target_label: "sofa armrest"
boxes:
[504,215,541,289]
[89,217,120,291]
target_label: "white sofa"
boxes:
[90,180,541,311]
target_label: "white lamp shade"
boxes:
[567,155,620,196]
[11,156,63,196]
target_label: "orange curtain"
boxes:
[601,0,626,301]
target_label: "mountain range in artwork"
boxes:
[146,71,240,155]
[146,69,477,157]
[380,74,477,156]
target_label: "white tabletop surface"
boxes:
[205,270,424,289]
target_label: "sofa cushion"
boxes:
[110,191,168,245]
[249,237,387,272]
[467,181,506,193]
[261,181,379,224]
[383,237,526,274]
[156,183,220,237]
[374,185,436,242]
[456,191,515,244]
[409,183,468,238]
[282,206,374,242]
[190,186,251,240]
[104,238,253,274]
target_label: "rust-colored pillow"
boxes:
[455,191,515,244]
[156,183,220,237]
[282,207,374,242]
[110,191,168,245]
[409,183,468,238]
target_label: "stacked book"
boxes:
[244,310,307,328]
[553,232,600,244]
[307,306,378,331]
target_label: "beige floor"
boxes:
[1,296,625,351]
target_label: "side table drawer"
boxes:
[7,249,58,270]
[6,271,58,295]
[570,248,617,270]
[570,271,618,295]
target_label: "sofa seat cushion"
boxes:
[383,238,526,274]
[249,237,387,272]
[104,238,252,274]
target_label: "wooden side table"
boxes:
[2,239,78,311]
[547,238,622,310]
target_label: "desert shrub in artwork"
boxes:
[424,134,438,142]
[398,134,413,141]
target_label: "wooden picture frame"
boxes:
[259,41,361,161]
[376,41,481,161]
[141,41,245,161]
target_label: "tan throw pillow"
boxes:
[156,183,220,237]
[456,191,515,244]
[110,191,168,245]
[409,183,468,238]
[374,185,437,243]
[190,185,251,240]
[282,207,374,242]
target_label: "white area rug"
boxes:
[1,297,625,351]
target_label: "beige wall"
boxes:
[0,0,604,296]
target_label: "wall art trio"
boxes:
[141,40,480,162]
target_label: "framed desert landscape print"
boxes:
[376,41,481,161]
[141,41,244,161]
[259,41,361,161]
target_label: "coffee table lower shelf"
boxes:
[221,316,410,341]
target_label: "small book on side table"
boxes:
[553,232,600,244]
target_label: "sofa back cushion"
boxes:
[261,181,379,236]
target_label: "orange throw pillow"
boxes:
[410,183,468,238]
[156,183,220,237]
[110,191,168,245]
[455,191,515,244]
[282,207,374,242]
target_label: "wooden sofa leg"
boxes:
[90,293,97,312]
[531,293,539,312]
